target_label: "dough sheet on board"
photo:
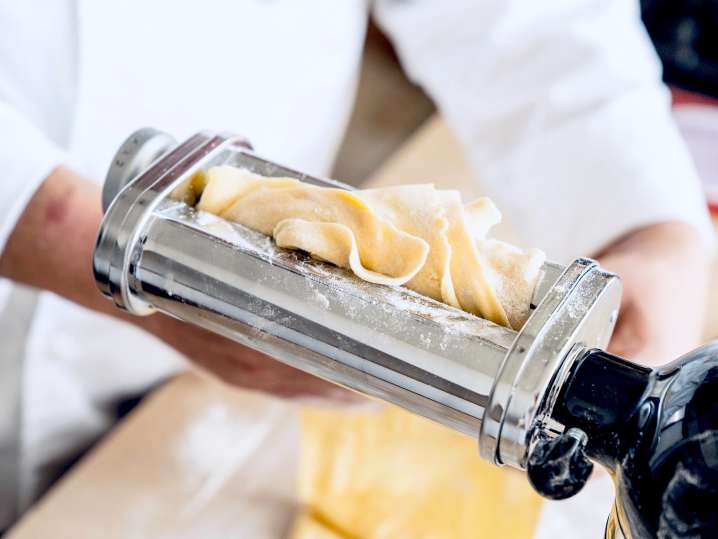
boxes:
[180,166,545,329]
[288,406,544,539]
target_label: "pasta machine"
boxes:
[94,129,718,538]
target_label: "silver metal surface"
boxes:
[136,202,516,435]
[95,130,519,436]
[480,258,621,467]
[103,128,178,213]
[94,128,622,469]
[95,131,229,314]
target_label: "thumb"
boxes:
[606,301,648,361]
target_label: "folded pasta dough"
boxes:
[191,166,545,329]
[198,167,430,287]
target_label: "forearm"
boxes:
[0,163,181,348]
[0,166,115,313]
[0,166,201,346]
[0,165,351,399]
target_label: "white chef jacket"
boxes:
[0,0,712,532]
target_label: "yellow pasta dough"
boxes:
[288,406,544,539]
[189,166,544,329]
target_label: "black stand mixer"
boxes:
[532,347,718,538]
[94,128,718,538]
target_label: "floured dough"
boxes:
[182,166,545,328]
[287,406,544,539]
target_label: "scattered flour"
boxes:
[163,202,518,349]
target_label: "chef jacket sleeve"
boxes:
[373,0,713,262]
[0,102,67,256]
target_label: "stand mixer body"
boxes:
[556,346,718,538]
[94,128,718,538]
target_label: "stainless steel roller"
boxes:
[95,129,718,538]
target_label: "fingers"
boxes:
[606,305,645,360]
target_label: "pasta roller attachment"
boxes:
[95,129,718,538]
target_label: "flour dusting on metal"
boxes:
[95,128,622,471]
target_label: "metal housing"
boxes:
[94,129,621,470]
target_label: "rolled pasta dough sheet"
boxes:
[190,166,545,329]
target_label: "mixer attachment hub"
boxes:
[527,427,593,500]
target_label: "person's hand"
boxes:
[595,222,710,367]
